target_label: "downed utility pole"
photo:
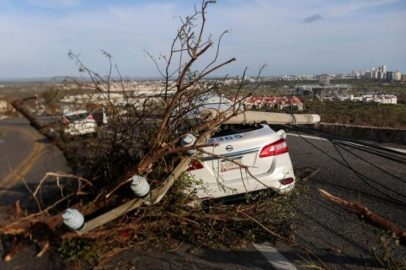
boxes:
[70,110,321,234]
[201,108,320,125]
[6,96,321,235]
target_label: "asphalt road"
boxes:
[281,131,406,269]
[1,118,405,269]
[0,118,70,207]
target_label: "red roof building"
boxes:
[243,95,303,111]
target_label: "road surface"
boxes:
[281,131,406,269]
[0,118,70,206]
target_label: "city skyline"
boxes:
[0,0,405,79]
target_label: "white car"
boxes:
[180,95,295,200]
[187,123,296,200]
[62,110,98,136]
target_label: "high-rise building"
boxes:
[319,74,330,85]
[365,71,371,79]
[394,71,402,81]
[370,68,376,79]
[387,71,393,81]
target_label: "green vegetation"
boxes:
[57,238,96,261]
[237,79,406,129]
[303,100,406,128]
[373,230,406,269]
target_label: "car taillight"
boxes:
[187,160,204,171]
[279,178,294,185]
[87,115,94,120]
[259,139,288,158]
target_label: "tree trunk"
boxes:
[11,97,72,160]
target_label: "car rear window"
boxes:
[65,113,89,121]
[212,124,262,138]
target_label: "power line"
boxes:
[332,141,406,185]
[285,125,406,207]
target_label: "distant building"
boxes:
[370,68,376,79]
[352,70,361,79]
[338,94,397,104]
[394,71,402,81]
[362,95,397,105]
[364,71,371,79]
[382,65,387,79]
[386,71,402,82]
[243,95,303,111]
[319,74,330,85]
[295,84,351,100]
[386,71,393,81]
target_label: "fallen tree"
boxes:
[2,1,324,267]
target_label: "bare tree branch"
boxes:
[319,189,406,246]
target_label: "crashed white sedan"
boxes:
[187,123,295,199]
[62,110,98,136]
[184,96,296,200]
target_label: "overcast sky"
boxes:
[0,0,405,79]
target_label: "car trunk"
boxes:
[200,125,281,184]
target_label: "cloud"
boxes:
[25,0,81,8]
[0,0,405,78]
[303,14,322,23]
[317,0,401,17]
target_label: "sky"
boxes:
[0,0,405,79]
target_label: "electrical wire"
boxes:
[287,125,406,164]
[288,127,406,207]
[332,139,406,165]
[332,141,406,185]
[331,142,406,204]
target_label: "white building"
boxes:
[382,65,387,76]
[319,74,330,85]
[362,95,397,105]
[394,71,402,81]
[370,68,376,79]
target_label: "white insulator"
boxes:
[63,208,85,230]
[131,175,150,197]
[276,129,286,139]
[181,134,197,155]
